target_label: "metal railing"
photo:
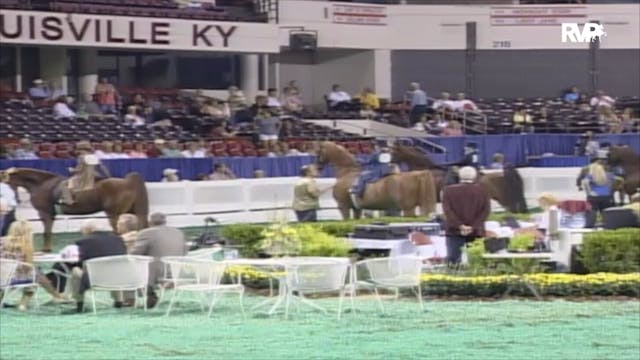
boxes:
[255,0,279,23]
[461,109,488,134]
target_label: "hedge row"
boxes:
[580,228,640,273]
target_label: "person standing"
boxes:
[130,213,187,308]
[94,78,119,114]
[581,161,614,227]
[0,171,17,236]
[292,165,329,222]
[442,166,491,265]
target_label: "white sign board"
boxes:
[332,4,387,26]
[0,10,279,53]
[490,6,587,26]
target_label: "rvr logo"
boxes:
[561,23,606,43]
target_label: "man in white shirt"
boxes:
[0,171,18,236]
[589,90,615,110]
[327,84,352,110]
[53,96,76,119]
[266,88,282,108]
[452,92,478,112]
[432,92,456,112]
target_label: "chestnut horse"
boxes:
[315,141,437,219]
[4,168,149,252]
[391,144,529,213]
[608,145,640,197]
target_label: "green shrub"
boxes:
[580,228,640,273]
[297,225,351,257]
[221,224,265,257]
[508,233,535,252]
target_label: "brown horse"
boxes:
[315,141,437,219]
[391,144,529,213]
[608,145,640,196]
[4,168,149,252]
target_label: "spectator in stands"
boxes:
[453,93,478,112]
[298,142,312,157]
[407,82,428,124]
[267,88,282,108]
[490,153,505,170]
[116,214,139,254]
[292,165,323,222]
[601,108,623,133]
[28,79,50,100]
[77,94,103,118]
[227,86,248,121]
[282,87,304,115]
[563,86,580,104]
[0,220,70,311]
[94,78,118,114]
[209,163,236,181]
[161,169,180,182]
[10,138,38,160]
[255,109,281,153]
[130,212,187,309]
[327,84,352,110]
[581,161,614,226]
[0,171,17,236]
[124,106,146,127]
[94,141,117,160]
[287,80,301,94]
[161,140,184,158]
[147,139,165,158]
[412,115,428,132]
[574,131,599,157]
[359,87,380,118]
[590,90,615,111]
[621,108,638,132]
[128,142,148,159]
[211,120,235,138]
[52,96,76,119]
[512,108,533,133]
[201,99,229,119]
[442,166,490,265]
[281,142,300,156]
[111,141,129,159]
[441,120,464,137]
[150,102,172,128]
[67,220,127,313]
[181,141,206,158]
[433,92,455,115]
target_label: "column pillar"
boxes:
[40,47,67,94]
[373,49,391,100]
[241,54,260,102]
[79,48,98,97]
[15,46,22,92]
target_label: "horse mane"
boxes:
[8,168,63,188]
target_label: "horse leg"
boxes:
[339,205,351,220]
[39,212,54,253]
[353,209,363,220]
[403,207,416,217]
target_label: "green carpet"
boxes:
[1,294,639,360]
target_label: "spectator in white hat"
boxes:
[162,169,180,182]
[28,79,50,100]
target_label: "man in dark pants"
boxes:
[442,166,491,265]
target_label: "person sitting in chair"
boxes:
[350,148,393,199]
[60,154,110,205]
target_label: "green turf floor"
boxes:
[1,293,639,360]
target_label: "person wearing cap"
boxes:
[28,79,50,100]
[161,168,180,182]
[0,171,18,236]
[129,212,187,308]
[442,166,491,265]
[60,153,111,205]
[458,142,480,169]
[10,138,38,160]
[350,147,393,200]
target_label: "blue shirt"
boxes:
[28,86,50,99]
[587,173,613,197]
[411,90,427,107]
[11,149,39,160]
[564,92,579,103]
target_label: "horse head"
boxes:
[315,141,358,174]
[608,146,639,170]
[3,168,62,192]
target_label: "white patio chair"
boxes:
[284,260,350,320]
[0,258,39,310]
[85,255,153,314]
[352,256,424,313]
[163,258,245,318]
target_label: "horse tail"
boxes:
[503,166,528,213]
[417,170,437,216]
[127,172,149,228]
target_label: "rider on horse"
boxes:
[445,142,480,185]
[59,142,111,205]
[350,147,393,199]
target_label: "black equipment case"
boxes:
[352,222,441,240]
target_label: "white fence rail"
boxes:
[16,167,584,233]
